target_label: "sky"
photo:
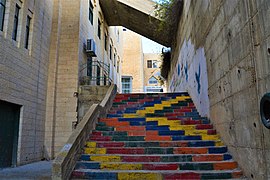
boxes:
[142,37,165,53]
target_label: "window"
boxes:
[147,60,152,68]
[109,45,112,60]
[149,76,158,84]
[24,16,31,49]
[104,74,107,85]
[117,30,119,42]
[122,77,132,94]
[87,57,92,77]
[153,61,158,68]
[117,61,119,73]
[0,0,6,31]
[12,4,20,41]
[147,60,158,68]
[113,53,116,67]
[104,33,107,51]
[145,86,162,92]
[89,1,93,25]
[96,65,100,85]
[97,19,101,39]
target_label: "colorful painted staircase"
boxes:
[72,93,243,179]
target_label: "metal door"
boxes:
[0,100,20,168]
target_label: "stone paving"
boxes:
[0,161,51,180]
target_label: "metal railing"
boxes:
[80,60,112,86]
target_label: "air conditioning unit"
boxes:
[84,39,97,57]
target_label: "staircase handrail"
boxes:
[52,84,117,180]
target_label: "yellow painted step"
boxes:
[101,163,142,170]
[153,104,165,110]
[123,114,139,118]
[146,117,167,122]
[201,134,221,141]
[118,173,162,180]
[215,140,224,146]
[86,142,96,148]
[145,107,156,113]
[158,120,180,126]
[136,110,146,116]
[169,125,196,131]
[161,101,172,105]
[176,96,190,101]
[184,130,208,135]
[90,156,121,162]
[85,148,106,154]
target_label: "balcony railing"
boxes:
[80,60,112,86]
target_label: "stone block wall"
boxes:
[169,0,270,179]
[122,30,144,92]
[0,0,53,165]
[78,85,110,121]
[45,0,81,159]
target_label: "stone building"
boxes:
[121,29,144,93]
[143,53,163,93]
[0,0,53,168]
[0,0,123,167]
[44,0,124,159]
[122,30,163,93]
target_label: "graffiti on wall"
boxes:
[169,39,209,117]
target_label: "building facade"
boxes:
[0,0,53,167]
[122,30,163,93]
[143,53,163,92]
[121,29,144,93]
[0,0,123,167]
[45,0,123,159]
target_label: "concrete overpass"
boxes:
[100,0,172,47]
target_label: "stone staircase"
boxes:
[72,93,243,179]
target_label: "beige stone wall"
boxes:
[45,0,80,159]
[143,53,162,87]
[45,0,124,158]
[168,0,270,179]
[122,30,144,92]
[78,0,123,90]
[0,0,53,165]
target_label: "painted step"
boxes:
[85,140,224,148]
[84,146,228,155]
[99,119,214,129]
[75,161,239,171]
[92,129,217,136]
[72,169,243,179]
[80,154,233,162]
[90,133,221,141]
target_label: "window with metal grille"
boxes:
[0,0,6,31]
[122,77,132,94]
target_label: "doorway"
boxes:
[0,100,21,168]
